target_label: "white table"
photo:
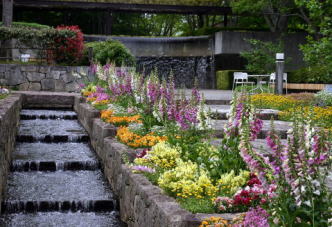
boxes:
[248,74,270,93]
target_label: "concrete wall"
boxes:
[214,31,307,71]
[0,64,89,92]
[85,35,213,57]
[85,35,215,88]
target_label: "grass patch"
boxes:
[143,172,160,185]
[234,84,273,94]
[0,94,9,100]
[93,104,108,111]
[177,197,215,214]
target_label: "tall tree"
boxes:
[229,0,295,32]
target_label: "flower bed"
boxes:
[252,93,332,128]
[79,64,332,227]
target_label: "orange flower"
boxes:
[82,91,92,97]
[116,126,167,148]
[86,97,97,102]
[101,110,142,126]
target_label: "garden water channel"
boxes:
[0,109,122,226]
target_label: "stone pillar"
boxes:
[275,53,284,94]
[2,0,13,27]
[1,0,14,62]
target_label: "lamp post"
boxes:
[275,53,284,94]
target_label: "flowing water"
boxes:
[0,109,122,226]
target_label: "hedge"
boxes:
[0,22,50,29]
[288,67,332,84]
[216,70,252,90]
[0,26,76,49]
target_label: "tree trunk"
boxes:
[104,10,113,35]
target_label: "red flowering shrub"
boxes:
[214,174,270,212]
[53,25,84,64]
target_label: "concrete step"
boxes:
[0,211,121,226]
[210,138,287,154]
[20,109,78,120]
[11,160,100,172]
[5,171,114,202]
[207,105,279,120]
[211,119,290,139]
[1,200,115,214]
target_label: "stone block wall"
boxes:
[136,56,214,89]
[0,94,22,212]
[0,64,89,92]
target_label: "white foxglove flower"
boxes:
[303,200,311,207]
[313,190,321,196]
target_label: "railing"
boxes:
[0,47,57,64]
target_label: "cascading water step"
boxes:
[0,211,121,227]
[1,109,122,226]
[13,143,96,162]
[20,109,78,120]
[6,171,114,201]
[11,160,100,171]
[16,135,89,143]
[1,200,115,213]
[18,119,87,138]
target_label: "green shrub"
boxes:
[288,67,332,84]
[0,26,76,49]
[0,21,51,29]
[240,39,284,74]
[82,40,135,66]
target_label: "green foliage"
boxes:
[241,39,284,74]
[288,67,332,84]
[300,37,332,83]
[230,0,295,32]
[0,94,8,100]
[0,26,76,49]
[0,21,50,29]
[295,0,332,82]
[177,197,215,214]
[234,84,273,93]
[83,40,135,66]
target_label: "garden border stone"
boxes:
[0,94,22,213]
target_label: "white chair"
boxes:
[269,73,288,93]
[232,72,254,91]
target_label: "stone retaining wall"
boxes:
[75,99,236,227]
[0,64,89,92]
[0,94,22,212]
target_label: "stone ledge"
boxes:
[0,94,22,213]
[0,64,89,92]
[75,102,239,226]
[13,91,79,109]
